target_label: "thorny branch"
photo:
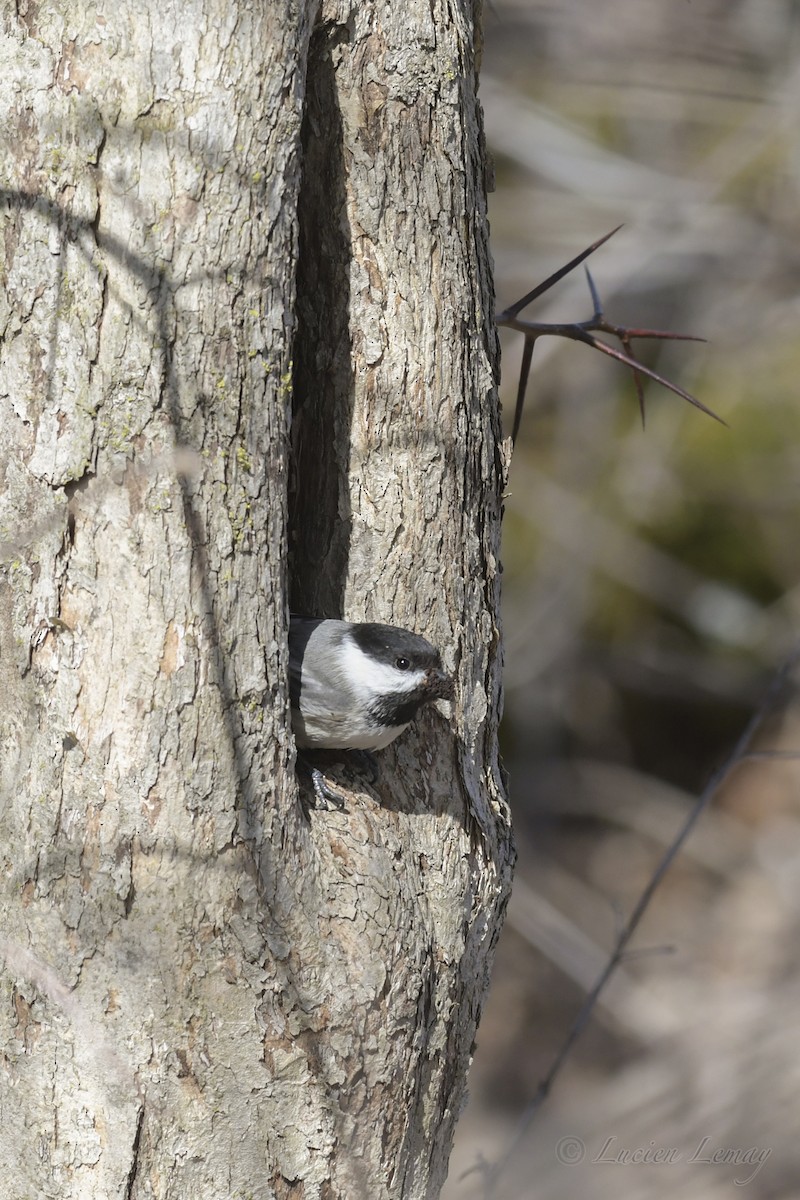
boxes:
[468,643,800,1199]
[496,227,724,446]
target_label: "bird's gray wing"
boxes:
[288,618,321,706]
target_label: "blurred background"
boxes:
[444,2,800,1197]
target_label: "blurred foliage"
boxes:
[446,3,800,1197]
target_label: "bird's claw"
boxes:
[311,767,347,811]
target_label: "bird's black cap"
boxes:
[348,622,443,672]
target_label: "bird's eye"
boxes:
[395,656,410,671]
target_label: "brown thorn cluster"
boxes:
[496,228,724,445]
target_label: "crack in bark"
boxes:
[289,19,353,619]
[124,1104,145,1200]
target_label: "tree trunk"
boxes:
[0,2,513,1198]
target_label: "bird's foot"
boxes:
[296,750,381,813]
[296,753,347,812]
[310,766,347,811]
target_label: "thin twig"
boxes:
[469,644,800,1199]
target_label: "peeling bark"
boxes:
[0,2,513,1198]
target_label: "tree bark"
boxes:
[0,2,513,1198]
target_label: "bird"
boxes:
[289,616,454,809]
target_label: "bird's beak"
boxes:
[425,668,455,702]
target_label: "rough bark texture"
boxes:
[0,2,513,1198]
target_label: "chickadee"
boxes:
[289,617,454,809]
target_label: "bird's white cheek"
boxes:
[338,639,426,701]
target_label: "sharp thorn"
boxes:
[511,336,536,448]
[501,225,624,320]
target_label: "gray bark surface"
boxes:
[0,2,513,1198]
